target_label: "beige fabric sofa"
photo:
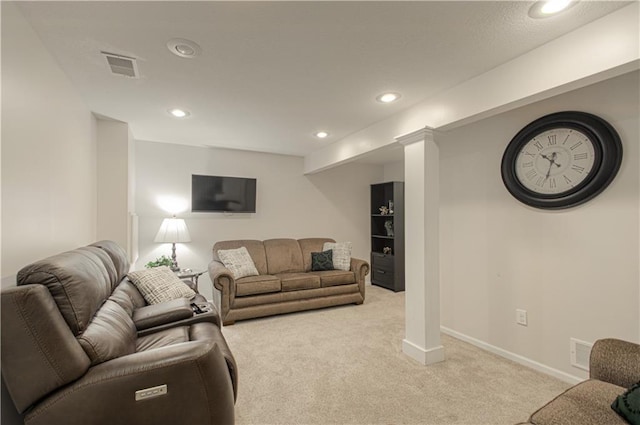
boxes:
[519,338,640,425]
[208,238,369,325]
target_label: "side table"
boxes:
[175,269,206,292]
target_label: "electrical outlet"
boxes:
[516,309,528,326]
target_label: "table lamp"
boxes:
[154,216,191,271]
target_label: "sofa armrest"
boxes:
[350,257,370,297]
[208,261,235,292]
[132,298,194,330]
[590,338,640,388]
[208,260,236,322]
[350,257,370,277]
[25,341,235,425]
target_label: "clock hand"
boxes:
[540,153,553,162]
[550,152,562,168]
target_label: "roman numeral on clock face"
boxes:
[525,169,537,180]
[574,153,588,160]
[570,141,583,150]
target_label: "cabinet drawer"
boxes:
[372,254,394,271]
[372,268,394,285]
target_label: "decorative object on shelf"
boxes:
[388,200,394,214]
[384,220,394,237]
[383,246,392,255]
[501,111,623,209]
[154,215,191,271]
[379,205,389,215]
[145,255,173,269]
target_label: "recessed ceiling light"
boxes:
[529,0,577,18]
[168,108,190,118]
[315,131,329,139]
[167,38,201,58]
[376,92,401,103]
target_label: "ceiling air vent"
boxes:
[101,52,139,78]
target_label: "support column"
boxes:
[397,128,444,365]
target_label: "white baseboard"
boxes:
[441,326,583,385]
[402,338,445,365]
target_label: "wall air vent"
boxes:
[101,52,139,78]
[570,338,593,371]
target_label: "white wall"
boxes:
[383,160,404,182]
[135,140,382,300]
[1,2,97,285]
[439,71,639,380]
[96,119,134,253]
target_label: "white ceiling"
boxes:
[16,1,631,160]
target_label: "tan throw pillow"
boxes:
[127,266,196,304]
[323,241,352,271]
[217,247,259,279]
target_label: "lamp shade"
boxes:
[154,217,191,243]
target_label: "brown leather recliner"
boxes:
[1,241,237,425]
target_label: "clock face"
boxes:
[514,128,596,195]
[501,111,623,210]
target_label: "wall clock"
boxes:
[501,111,622,209]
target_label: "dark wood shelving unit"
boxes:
[370,181,404,292]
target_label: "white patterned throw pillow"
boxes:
[217,246,259,279]
[127,266,196,305]
[323,241,352,271]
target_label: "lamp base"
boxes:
[170,243,180,272]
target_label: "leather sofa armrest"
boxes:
[24,341,236,425]
[132,298,194,330]
[590,338,640,388]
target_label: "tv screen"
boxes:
[191,175,257,213]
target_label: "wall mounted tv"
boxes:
[191,174,257,213]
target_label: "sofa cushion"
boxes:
[311,250,334,271]
[109,280,146,316]
[265,239,305,274]
[276,273,321,292]
[236,275,282,297]
[299,238,335,272]
[136,326,189,352]
[529,379,627,425]
[612,381,640,425]
[323,241,352,271]
[214,240,268,275]
[127,266,196,304]
[310,270,356,287]
[77,300,136,366]
[218,247,260,279]
[16,248,114,335]
[90,240,131,282]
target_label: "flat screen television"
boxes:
[191,174,257,213]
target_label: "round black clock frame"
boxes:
[501,111,622,210]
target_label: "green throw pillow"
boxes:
[612,381,640,425]
[311,250,334,271]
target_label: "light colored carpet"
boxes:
[221,285,569,425]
